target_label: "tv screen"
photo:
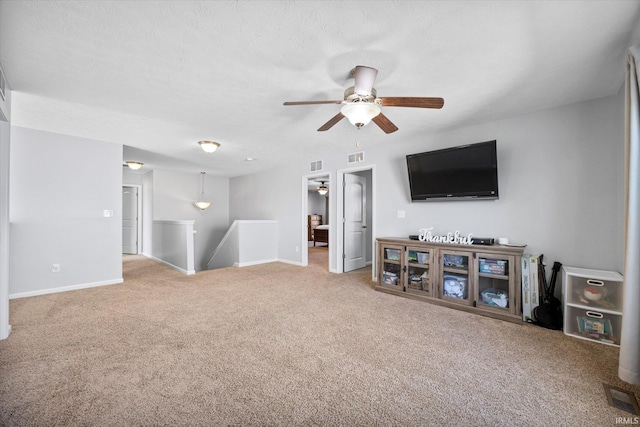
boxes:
[406,140,499,201]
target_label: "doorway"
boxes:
[302,174,331,271]
[337,166,374,275]
[343,172,367,271]
[122,185,142,255]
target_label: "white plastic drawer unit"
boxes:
[562,266,624,347]
[564,305,622,346]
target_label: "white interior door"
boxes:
[343,173,367,272]
[122,186,138,254]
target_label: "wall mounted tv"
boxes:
[406,140,499,201]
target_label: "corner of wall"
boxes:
[0,65,11,339]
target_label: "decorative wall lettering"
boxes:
[418,227,473,245]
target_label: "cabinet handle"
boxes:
[586,279,604,287]
[585,311,604,319]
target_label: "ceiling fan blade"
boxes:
[353,65,378,96]
[372,113,399,134]
[379,97,445,109]
[283,100,343,106]
[318,112,345,131]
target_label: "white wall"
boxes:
[152,169,229,271]
[230,94,625,274]
[151,220,195,274]
[613,85,625,273]
[207,221,239,270]
[0,72,11,338]
[238,220,278,265]
[374,95,623,272]
[142,171,154,256]
[230,168,303,265]
[9,127,123,297]
[123,168,144,185]
[0,63,9,122]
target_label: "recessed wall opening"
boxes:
[304,174,330,271]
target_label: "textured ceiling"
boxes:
[1,1,639,177]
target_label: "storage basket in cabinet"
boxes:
[562,266,623,347]
[384,248,401,261]
[478,258,507,275]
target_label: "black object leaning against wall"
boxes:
[531,258,563,330]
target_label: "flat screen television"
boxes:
[406,140,499,201]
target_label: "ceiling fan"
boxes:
[283,66,444,134]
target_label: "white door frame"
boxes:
[336,164,376,278]
[300,172,334,271]
[122,184,143,255]
[343,173,367,272]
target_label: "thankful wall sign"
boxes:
[418,227,473,245]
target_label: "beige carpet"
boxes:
[1,248,638,426]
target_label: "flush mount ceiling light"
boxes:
[194,172,212,210]
[198,140,220,153]
[317,181,328,196]
[125,161,143,170]
[340,102,381,129]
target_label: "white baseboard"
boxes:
[0,325,11,340]
[9,278,124,299]
[278,258,304,267]
[144,254,196,275]
[236,258,279,268]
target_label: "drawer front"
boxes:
[564,305,621,346]
[566,276,623,313]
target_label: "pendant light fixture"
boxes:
[125,161,143,170]
[198,140,220,153]
[317,181,328,196]
[194,172,212,210]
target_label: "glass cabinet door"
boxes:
[440,250,473,306]
[475,254,514,314]
[405,247,433,296]
[379,244,403,291]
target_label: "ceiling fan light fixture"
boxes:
[125,161,143,170]
[198,140,220,153]
[340,102,380,129]
[317,181,328,196]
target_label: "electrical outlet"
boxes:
[52,263,61,273]
[397,210,406,218]
[295,246,299,253]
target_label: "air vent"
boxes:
[310,160,323,172]
[603,383,640,415]
[347,151,365,164]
